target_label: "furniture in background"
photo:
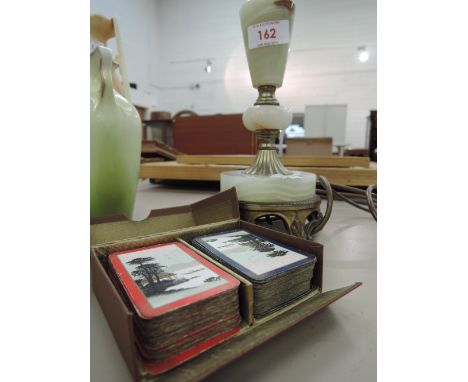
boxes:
[334,144,349,156]
[344,148,370,157]
[143,111,173,146]
[172,114,257,155]
[134,106,147,140]
[368,110,377,162]
[286,137,333,156]
[140,155,377,186]
[174,110,198,118]
[141,140,184,162]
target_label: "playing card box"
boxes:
[91,188,361,382]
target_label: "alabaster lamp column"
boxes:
[220,0,317,203]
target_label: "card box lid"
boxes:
[91,188,240,246]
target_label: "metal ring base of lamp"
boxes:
[239,176,333,239]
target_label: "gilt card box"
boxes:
[91,188,361,382]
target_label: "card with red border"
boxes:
[109,242,240,319]
[108,242,241,375]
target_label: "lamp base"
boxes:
[238,175,333,239]
[220,170,316,203]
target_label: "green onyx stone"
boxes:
[90,46,141,219]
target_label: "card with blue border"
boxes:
[192,229,318,317]
[192,229,315,282]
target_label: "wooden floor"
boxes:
[140,155,377,186]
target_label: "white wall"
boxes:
[151,0,376,148]
[90,0,376,147]
[304,105,347,145]
[90,0,160,111]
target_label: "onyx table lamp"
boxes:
[220,0,332,238]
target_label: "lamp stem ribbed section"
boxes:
[243,130,290,175]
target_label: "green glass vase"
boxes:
[90,46,141,219]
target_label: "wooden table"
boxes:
[139,155,377,186]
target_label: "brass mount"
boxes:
[254,85,280,106]
[239,176,334,238]
[243,129,290,175]
[244,86,290,176]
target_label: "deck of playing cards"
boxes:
[108,242,241,375]
[192,229,317,318]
